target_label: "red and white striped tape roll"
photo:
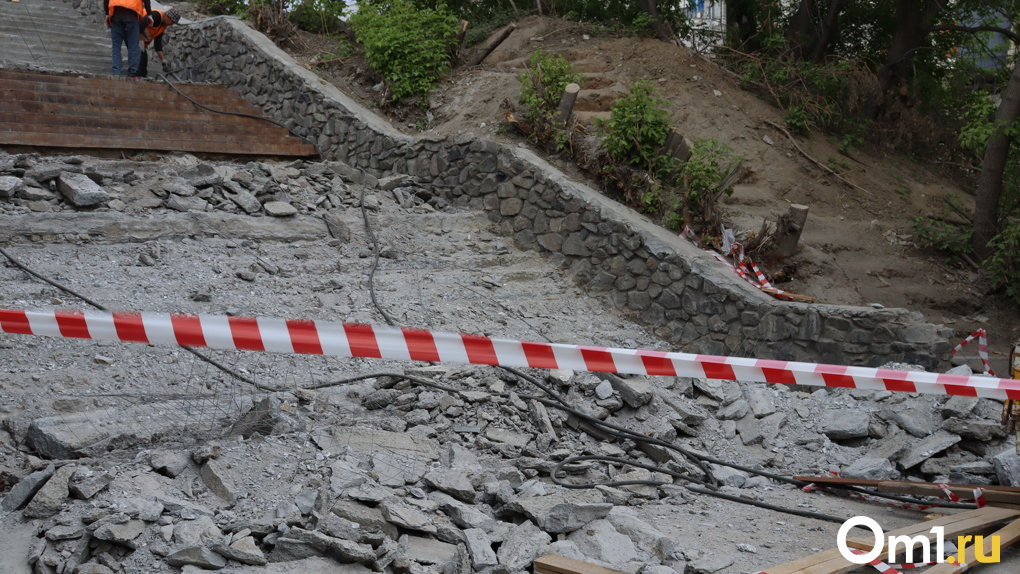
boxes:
[2,307,1019,400]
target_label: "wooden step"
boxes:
[0,70,316,158]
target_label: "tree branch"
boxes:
[932,24,1020,44]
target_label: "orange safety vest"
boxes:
[142,10,169,47]
[108,0,145,19]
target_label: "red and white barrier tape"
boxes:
[681,226,796,301]
[2,307,1020,400]
[938,483,986,508]
[950,329,995,376]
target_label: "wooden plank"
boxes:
[925,517,1020,573]
[0,86,255,113]
[0,130,316,157]
[0,107,288,137]
[762,507,1020,574]
[794,476,1020,505]
[533,554,627,574]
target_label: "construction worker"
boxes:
[104,0,151,77]
[138,8,181,78]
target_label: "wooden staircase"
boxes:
[0,69,318,158]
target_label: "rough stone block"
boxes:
[23,464,76,518]
[57,171,109,206]
[504,489,611,533]
[897,431,961,469]
[819,410,870,440]
[0,464,54,514]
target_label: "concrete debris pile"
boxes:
[3,358,1020,574]
[2,149,1020,573]
[0,152,444,220]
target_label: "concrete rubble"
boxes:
[2,149,1019,574]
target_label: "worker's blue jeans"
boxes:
[110,8,141,77]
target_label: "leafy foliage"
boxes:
[518,51,582,121]
[194,0,246,16]
[290,0,348,34]
[599,79,673,174]
[350,0,459,102]
[985,221,1020,305]
[910,217,972,258]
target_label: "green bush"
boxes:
[350,0,459,102]
[290,0,348,34]
[985,221,1020,305]
[909,216,971,257]
[599,79,673,174]
[195,0,246,16]
[518,51,582,122]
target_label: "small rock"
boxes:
[594,380,614,400]
[212,535,267,565]
[45,524,84,541]
[737,543,758,553]
[150,451,190,478]
[199,460,237,504]
[165,194,209,212]
[0,175,24,198]
[92,519,145,547]
[166,546,227,569]
[263,200,297,216]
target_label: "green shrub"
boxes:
[679,138,739,216]
[984,221,1020,305]
[195,0,246,16]
[290,0,348,34]
[909,216,971,256]
[518,51,582,122]
[350,0,459,102]
[599,79,673,174]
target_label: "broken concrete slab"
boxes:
[331,500,399,540]
[497,520,552,570]
[994,448,1020,486]
[166,546,228,569]
[429,491,495,531]
[57,171,109,206]
[285,528,376,563]
[604,374,653,408]
[897,431,961,469]
[422,468,476,503]
[505,489,612,533]
[200,460,237,504]
[212,536,267,565]
[0,464,54,514]
[23,464,75,518]
[25,399,249,459]
[483,427,532,448]
[567,518,639,566]
[0,175,24,198]
[323,427,439,460]
[819,410,870,440]
[150,451,191,478]
[371,450,429,487]
[381,499,437,534]
[401,534,459,567]
[842,457,897,480]
[463,528,497,569]
[747,386,777,418]
[264,201,298,217]
[69,466,114,500]
[92,519,145,548]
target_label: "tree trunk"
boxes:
[874,0,947,114]
[638,0,675,43]
[809,0,849,63]
[973,59,1020,258]
[785,0,817,60]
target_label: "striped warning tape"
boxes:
[2,307,1020,400]
[950,329,995,376]
[938,483,986,508]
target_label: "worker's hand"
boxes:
[105,15,111,28]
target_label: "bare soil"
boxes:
[288,16,1020,373]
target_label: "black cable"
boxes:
[0,245,272,391]
[359,185,398,327]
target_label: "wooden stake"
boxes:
[468,23,516,66]
[774,203,809,259]
[555,82,581,125]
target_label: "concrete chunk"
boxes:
[422,468,476,503]
[402,535,458,566]
[994,449,1020,486]
[264,201,298,217]
[463,528,497,569]
[0,464,54,513]
[212,536,268,565]
[23,464,75,518]
[820,410,870,440]
[57,171,109,206]
[897,431,961,469]
[497,520,551,569]
[0,175,24,198]
[505,489,611,533]
[200,460,237,504]
[166,546,228,569]
[567,518,638,566]
[605,374,653,407]
[842,457,897,480]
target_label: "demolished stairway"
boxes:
[0,69,318,157]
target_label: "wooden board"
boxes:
[793,476,1020,506]
[761,507,1020,574]
[925,517,1020,573]
[534,554,627,574]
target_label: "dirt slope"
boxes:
[295,16,1020,372]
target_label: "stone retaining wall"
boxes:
[168,17,953,368]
